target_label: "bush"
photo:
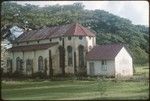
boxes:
[1,68,4,76]
[32,72,47,79]
[11,71,25,78]
[131,47,148,65]
[2,72,12,78]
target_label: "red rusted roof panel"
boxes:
[15,23,95,43]
[8,42,58,52]
[86,44,123,60]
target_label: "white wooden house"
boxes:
[86,44,133,77]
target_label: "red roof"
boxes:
[8,42,58,52]
[86,44,124,60]
[15,23,95,43]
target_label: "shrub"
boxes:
[11,71,25,78]
[32,72,47,79]
[1,68,4,76]
[2,72,12,78]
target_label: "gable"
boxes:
[115,47,132,61]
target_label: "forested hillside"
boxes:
[1,2,149,64]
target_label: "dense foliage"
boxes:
[1,2,149,64]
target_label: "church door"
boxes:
[89,62,95,75]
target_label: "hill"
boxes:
[1,2,149,64]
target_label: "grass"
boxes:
[1,65,149,100]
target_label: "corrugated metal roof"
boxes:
[14,23,95,43]
[86,44,124,60]
[8,42,58,52]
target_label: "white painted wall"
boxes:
[61,36,87,73]
[115,47,133,77]
[86,36,96,52]
[87,60,115,76]
[48,44,62,74]
[11,50,49,73]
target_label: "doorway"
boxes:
[89,62,95,75]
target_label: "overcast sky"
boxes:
[15,1,149,26]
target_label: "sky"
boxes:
[15,1,149,26]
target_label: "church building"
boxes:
[7,23,96,76]
[7,23,133,77]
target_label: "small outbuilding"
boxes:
[86,44,133,77]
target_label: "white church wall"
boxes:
[48,45,62,75]
[11,49,49,74]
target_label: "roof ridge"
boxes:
[78,23,88,36]
[74,23,78,35]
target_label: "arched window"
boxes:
[16,57,20,71]
[67,46,73,66]
[16,57,23,72]
[68,36,71,40]
[38,56,44,72]
[7,59,12,73]
[26,59,33,75]
[78,45,84,67]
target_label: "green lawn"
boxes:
[1,65,149,100]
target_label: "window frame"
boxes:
[38,56,44,72]
[59,37,62,41]
[7,59,12,73]
[79,36,83,40]
[78,45,84,67]
[68,36,71,40]
[102,60,107,65]
[16,57,23,72]
[67,46,73,66]
[101,60,107,71]
[26,59,33,74]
